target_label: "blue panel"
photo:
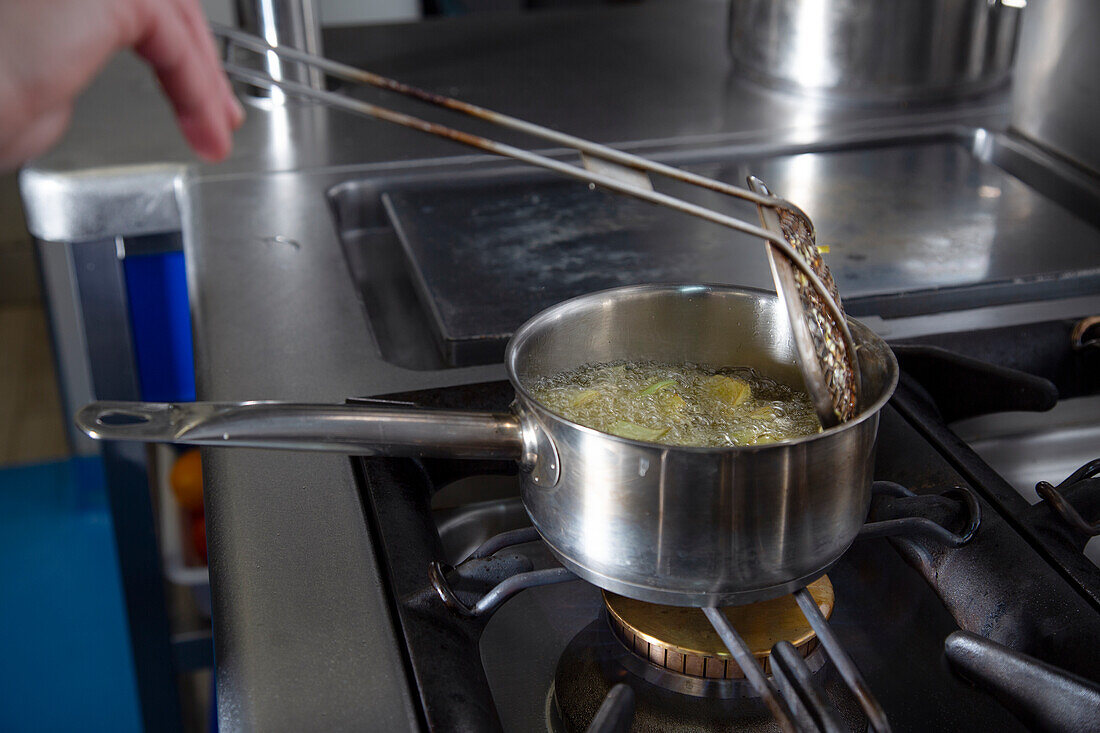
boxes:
[0,458,142,732]
[123,251,197,402]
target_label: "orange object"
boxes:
[191,513,208,565]
[170,449,204,511]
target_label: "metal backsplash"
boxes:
[1011,0,1100,178]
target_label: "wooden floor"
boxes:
[0,303,69,466]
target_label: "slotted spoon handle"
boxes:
[748,176,860,427]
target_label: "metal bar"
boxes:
[232,0,323,94]
[470,526,542,560]
[1036,459,1100,536]
[1036,481,1100,536]
[430,563,576,618]
[470,567,576,617]
[220,65,772,240]
[1054,459,1100,488]
[767,646,817,732]
[218,62,853,344]
[771,641,845,733]
[211,23,775,207]
[857,516,972,545]
[793,588,891,733]
[73,240,143,402]
[702,608,797,733]
[945,630,1100,732]
[859,482,982,547]
[35,240,98,455]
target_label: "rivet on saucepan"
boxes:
[549,464,556,471]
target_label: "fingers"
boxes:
[131,0,240,161]
[0,103,73,170]
[176,0,244,130]
[0,0,241,168]
[0,0,124,137]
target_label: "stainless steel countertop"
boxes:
[20,2,1100,731]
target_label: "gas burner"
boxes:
[551,577,865,732]
[603,577,833,696]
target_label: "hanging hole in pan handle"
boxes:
[75,401,179,442]
[98,410,154,426]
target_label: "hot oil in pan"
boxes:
[530,361,822,447]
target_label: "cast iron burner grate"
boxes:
[422,477,985,732]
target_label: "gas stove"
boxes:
[347,316,1100,732]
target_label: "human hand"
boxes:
[0,0,245,170]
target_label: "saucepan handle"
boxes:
[75,400,526,461]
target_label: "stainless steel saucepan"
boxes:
[77,284,898,607]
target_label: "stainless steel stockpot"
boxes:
[78,284,898,607]
[727,0,1021,101]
